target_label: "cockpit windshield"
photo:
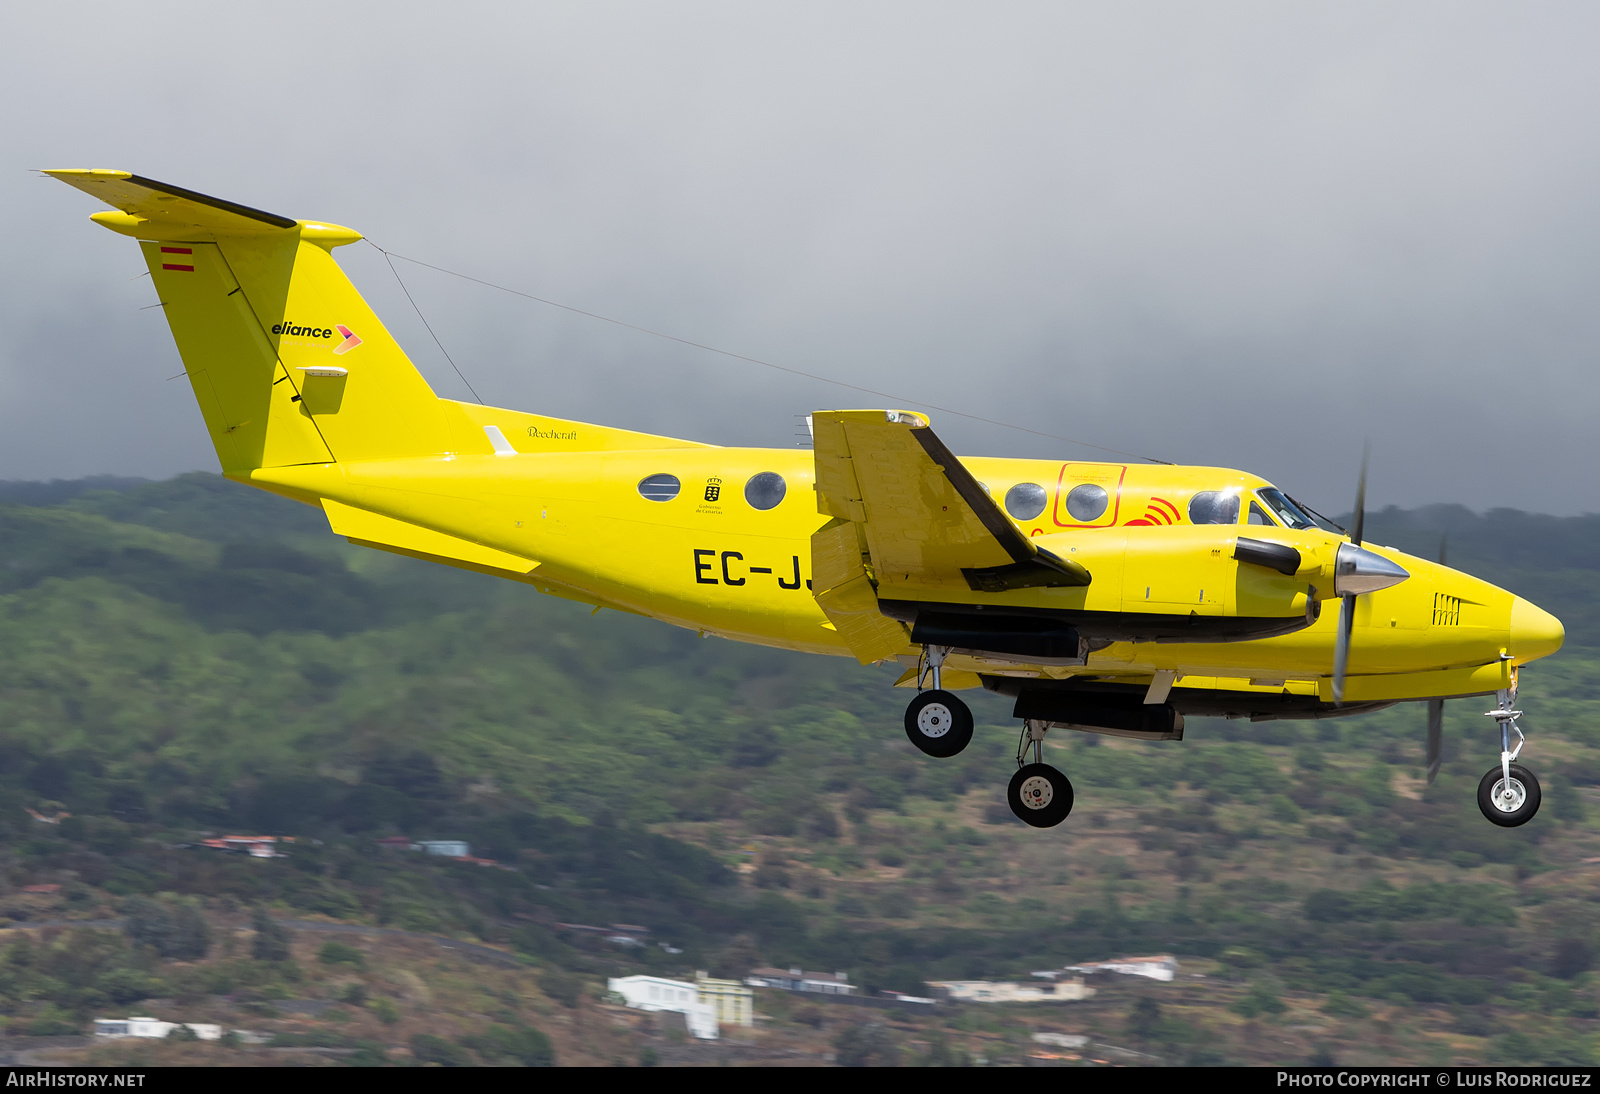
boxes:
[1255,488,1319,531]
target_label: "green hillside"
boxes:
[0,474,1595,1066]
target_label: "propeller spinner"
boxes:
[1331,447,1410,704]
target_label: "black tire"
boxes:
[1477,763,1541,827]
[904,690,974,758]
[1007,763,1074,828]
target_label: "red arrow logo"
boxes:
[332,325,363,355]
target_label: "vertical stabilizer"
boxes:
[46,170,470,472]
[141,239,335,472]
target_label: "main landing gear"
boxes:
[1477,686,1541,827]
[1008,720,1074,828]
[903,645,974,758]
[901,646,1075,827]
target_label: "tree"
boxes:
[123,896,207,960]
[251,907,293,962]
[1127,997,1164,1042]
[540,968,582,1009]
[709,933,763,980]
[834,1023,899,1067]
[167,899,210,961]
[462,1024,554,1067]
[1232,983,1287,1018]
[411,1033,471,1067]
[919,1034,970,1067]
[1553,938,1594,980]
[317,940,365,969]
[123,897,171,955]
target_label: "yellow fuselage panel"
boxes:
[250,447,1532,690]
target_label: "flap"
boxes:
[809,518,911,664]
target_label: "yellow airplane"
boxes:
[47,170,1566,830]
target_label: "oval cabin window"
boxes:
[744,472,787,511]
[1004,482,1047,521]
[1188,490,1240,525]
[1064,483,1108,522]
[637,474,681,502]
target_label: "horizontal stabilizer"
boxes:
[322,499,539,577]
[43,169,298,234]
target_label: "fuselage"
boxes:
[248,405,1564,706]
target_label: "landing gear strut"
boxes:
[1007,719,1074,828]
[1478,685,1541,827]
[903,645,973,758]
[901,648,1076,827]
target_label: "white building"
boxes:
[1065,955,1178,982]
[412,840,470,857]
[607,976,719,1039]
[879,990,938,1006]
[694,972,754,1027]
[94,1017,222,1040]
[744,967,856,996]
[927,978,1095,1004]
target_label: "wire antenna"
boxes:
[365,243,1168,463]
[371,241,485,404]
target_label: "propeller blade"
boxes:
[1438,533,1448,567]
[1331,446,1371,707]
[1332,594,1355,704]
[1426,698,1444,783]
[1350,443,1369,547]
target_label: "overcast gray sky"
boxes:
[4,2,1598,514]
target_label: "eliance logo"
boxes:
[332,325,362,355]
[272,322,332,338]
[271,323,362,355]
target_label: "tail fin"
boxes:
[47,170,459,471]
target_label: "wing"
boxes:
[809,410,1090,663]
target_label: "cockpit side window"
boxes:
[1248,501,1275,526]
[1188,490,1240,525]
[1256,488,1317,531]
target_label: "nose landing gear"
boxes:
[1478,686,1541,827]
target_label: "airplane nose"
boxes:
[1510,597,1564,662]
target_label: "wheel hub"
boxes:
[917,703,952,738]
[1017,774,1054,810]
[1491,778,1526,813]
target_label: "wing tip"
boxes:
[812,408,931,429]
[41,168,133,181]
